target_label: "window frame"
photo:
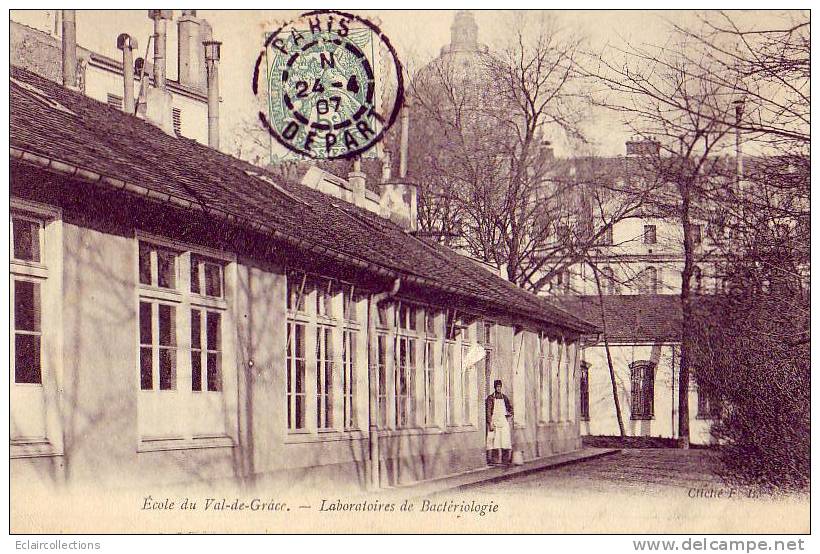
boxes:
[643,224,657,245]
[134,231,236,451]
[10,198,64,459]
[579,361,590,421]
[630,360,655,420]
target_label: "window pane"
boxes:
[15,333,41,384]
[207,352,221,391]
[206,312,221,350]
[158,304,175,346]
[190,258,200,294]
[140,346,153,390]
[191,309,201,349]
[204,263,222,297]
[14,280,40,332]
[294,395,305,429]
[159,348,176,390]
[139,302,152,344]
[138,243,152,285]
[295,359,305,394]
[157,250,176,289]
[13,218,40,262]
[191,351,202,392]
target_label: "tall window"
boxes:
[538,333,550,422]
[579,361,590,421]
[422,310,438,427]
[376,334,388,428]
[342,327,357,430]
[644,224,657,244]
[316,325,334,429]
[630,361,655,419]
[137,238,231,442]
[697,384,721,419]
[552,338,564,422]
[641,266,659,294]
[394,303,417,428]
[287,322,306,430]
[11,207,56,448]
[445,341,456,426]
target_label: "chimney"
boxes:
[399,102,410,179]
[142,11,175,135]
[348,157,367,205]
[381,151,392,183]
[117,34,138,114]
[148,10,171,89]
[61,10,78,89]
[626,137,660,158]
[204,40,222,149]
[178,10,212,90]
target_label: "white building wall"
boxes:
[579,342,713,444]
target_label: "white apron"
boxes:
[486,397,512,450]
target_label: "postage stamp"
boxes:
[253,10,404,160]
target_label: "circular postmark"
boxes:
[253,10,404,160]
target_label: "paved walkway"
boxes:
[470,447,725,496]
[392,447,620,497]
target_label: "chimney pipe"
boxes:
[148,10,172,90]
[178,10,211,90]
[204,40,222,149]
[399,103,410,179]
[117,34,138,114]
[61,10,77,89]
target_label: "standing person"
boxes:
[485,380,513,466]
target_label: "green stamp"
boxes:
[253,10,405,160]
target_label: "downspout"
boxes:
[366,278,401,491]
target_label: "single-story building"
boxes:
[10,65,598,492]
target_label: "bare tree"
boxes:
[408,14,646,292]
[587,10,809,452]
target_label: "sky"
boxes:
[10,9,792,158]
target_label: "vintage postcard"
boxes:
[7,7,810,536]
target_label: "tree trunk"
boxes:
[677,170,694,449]
[590,262,625,437]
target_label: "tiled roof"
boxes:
[9,65,596,334]
[558,294,683,342]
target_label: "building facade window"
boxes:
[316,324,334,429]
[395,303,417,428]
[444,340,457,426]
[287,321,307,431]
[537,333,551,422]
[579,361,590,421]
[11,202,62,454]
[422,310,439,427]
[641,266,659,294]
[287,272,364,434]
[136,236,233,444]
[644,224,657,244]
[697,384,721,419]
[630,361,655,420]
